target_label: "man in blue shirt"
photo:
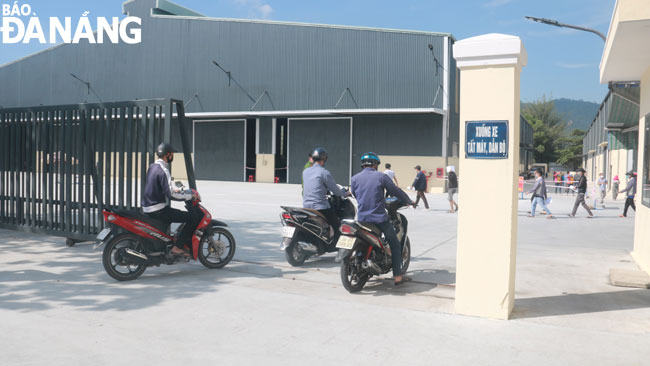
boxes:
[351,152,415,286]
[302,147,350,235]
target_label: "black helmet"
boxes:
[360,152,380,167]
[156,142,176,157]
[311,147,328,161]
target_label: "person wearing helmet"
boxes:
[619,171,637,218]
[302,147,350,238]
[350,152,415,286]
[142,142,200,257]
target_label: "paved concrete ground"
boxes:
[1,181,649,365]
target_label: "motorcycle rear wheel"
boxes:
[102,233,147,281]
[340,253,370,293]
[284,233,308,267]
[198,227,236,269]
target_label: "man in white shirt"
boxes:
[384,163,398,186]
[597,173,608,204]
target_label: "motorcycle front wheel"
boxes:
[198,227,236,269]
[401,237,411,274]
[102,233,147,281]
[340,252,370,293]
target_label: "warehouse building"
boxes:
[583,82,640,185]
[0,0,461,189]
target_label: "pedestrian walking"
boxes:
[447,166,459,213]
[411,165,429,209]
[384,163,399,198]
[597,173,608,204]
[384,163,399,186]
[527,168,553,219]
[569,168,594,218]
[554,172,561,194]
[567,173,575,195]
[619,171,637,218]
[612,175,620,200]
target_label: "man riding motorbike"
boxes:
[350,152,415,286]
[302,147,351,256]
[142,142,200,257]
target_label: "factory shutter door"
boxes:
[288,118,351,185]
[193,120,246,181]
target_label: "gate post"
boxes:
[453,34,527,319]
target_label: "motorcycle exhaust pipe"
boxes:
[122,248,150,265]
[297,242,319,253]
[361,259,382,275]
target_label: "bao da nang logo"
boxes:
[1,1,141,44]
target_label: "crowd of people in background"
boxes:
[302,152,637,220]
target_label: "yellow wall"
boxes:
[256,154,276,183]
[455,63,521,319]
[631,66,650,274]
[376,155,458,193]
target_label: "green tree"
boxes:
[556,129,586,170]
[522,96,566,163]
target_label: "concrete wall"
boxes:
[632,66,650,274]
[376,155,458,193]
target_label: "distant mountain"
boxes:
[552,98,600,132]
[521,98,599,133]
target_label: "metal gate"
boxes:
[0,98,195,243]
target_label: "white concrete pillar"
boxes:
[453,34,527,319]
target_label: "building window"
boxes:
[640,113,650,207]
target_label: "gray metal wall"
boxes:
[351,113,442,175]
[0,0,452,113]
[288,118,351,185]
[193,120,246,181]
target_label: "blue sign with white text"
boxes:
[465,120,509,159]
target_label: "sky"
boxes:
[0,0,615,103]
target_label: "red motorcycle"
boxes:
[96,183,236,281]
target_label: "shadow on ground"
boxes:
[512,289,650,319]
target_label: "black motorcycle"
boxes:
[337,197,411,292]
[280,190,356,266]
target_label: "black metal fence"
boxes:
[0,98,195,242]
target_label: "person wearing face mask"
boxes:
[142,143,200,257]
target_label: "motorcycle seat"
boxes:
[301,208,327,220]
[358,222,382,235]
[112,208,167,231]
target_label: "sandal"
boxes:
[394,276,412,286]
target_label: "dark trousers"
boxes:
[414,190,429,209]
[376,220,403,277]
[146,206,203,249]
[571,193,593,216]
[318,208,341,241]
[623,197,636,217]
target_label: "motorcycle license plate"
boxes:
[96,228,111,241]
[281,226,296,238]
[336,235,356,249]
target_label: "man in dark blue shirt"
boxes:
[351,152,414,286]
[412,165,429,209]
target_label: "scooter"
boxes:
[337,197,411,293]
[279,189,356,266]
[96,182,236,281]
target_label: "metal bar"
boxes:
[174,101,196,190]
[125,106,133,210]
[118,107,125,208]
